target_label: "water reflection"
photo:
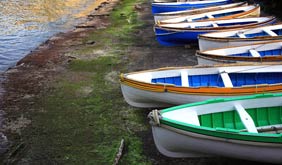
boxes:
[0,0,95,71]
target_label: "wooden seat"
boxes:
[181,70,189,87]
[237,32,246,38]
[220,71,233,87]
[234,103,258,133]
[212,23,218,27]
[206,14,215,19]
[172,109,200,126]
[263,29,278,36]
[187,18,193,22]
[249,49,261,57]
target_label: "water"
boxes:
[0,0,97,71]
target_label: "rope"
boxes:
[152,109,160,126]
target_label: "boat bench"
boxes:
[220,71,233,87]
[263,29,278,36]
[237,32,246,38]
[234,103,258,133]
[249,49,261,57]
[181,70,189,87]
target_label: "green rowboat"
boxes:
[148,93,282,163]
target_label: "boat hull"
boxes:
[155,28,208,46]
[197,54,282,65]
[198,36,282,51]
[152,0,232,14]
[121,83,241,108]
[152,125,282,163]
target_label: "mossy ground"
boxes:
[10,0,152,164]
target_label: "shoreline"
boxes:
[0,0,119,162]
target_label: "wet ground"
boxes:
[0,0,278,164]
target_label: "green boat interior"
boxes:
[199,106,282,133]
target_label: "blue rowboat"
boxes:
[198,23,282,51]
[152,0,232,14]
[158,5,260,24]
[154,2,247,22]
[155,17,276,46]
[196,40,282,65]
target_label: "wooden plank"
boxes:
[263,29,278,36]
[177,110,200,126]
[181,70,189,87]
[212,23,218,27]
[187,18,193,22]
[237,32,246,38]
[206,14,214,19]
[220,71,233,87]
[234,103,258,133]
[249,49,261,57]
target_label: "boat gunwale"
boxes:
[154,2,248,16]
[152,0,232,6]
[158,4,260,24]
[198,24,282,42]
[196,53,282,63]
[155,16,276,32]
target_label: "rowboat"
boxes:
[196,40,282,65]
[148,93,282,163]
[152,0,232,14]
[154,2,247,22]
[198,23,282,51]
[155,17,276,46]
[158,5,260,24]
[120,63,282,108]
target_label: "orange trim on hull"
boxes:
[121,77,282,96]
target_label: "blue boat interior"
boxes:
[231,29,282,38]
[230,48,282,57]
[151,72,282,87]
[212,10,243,18]
[273,29,282,35]
[218,21,257,27]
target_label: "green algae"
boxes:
[14,0,151,164]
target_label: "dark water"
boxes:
[0,0,97,71]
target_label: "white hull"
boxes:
[121,84,234,108]
[152,125,282,163]
[197,55,237,65]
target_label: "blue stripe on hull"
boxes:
[152,0,232,14]
[156,31,205,46]
[155,27,209,46]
